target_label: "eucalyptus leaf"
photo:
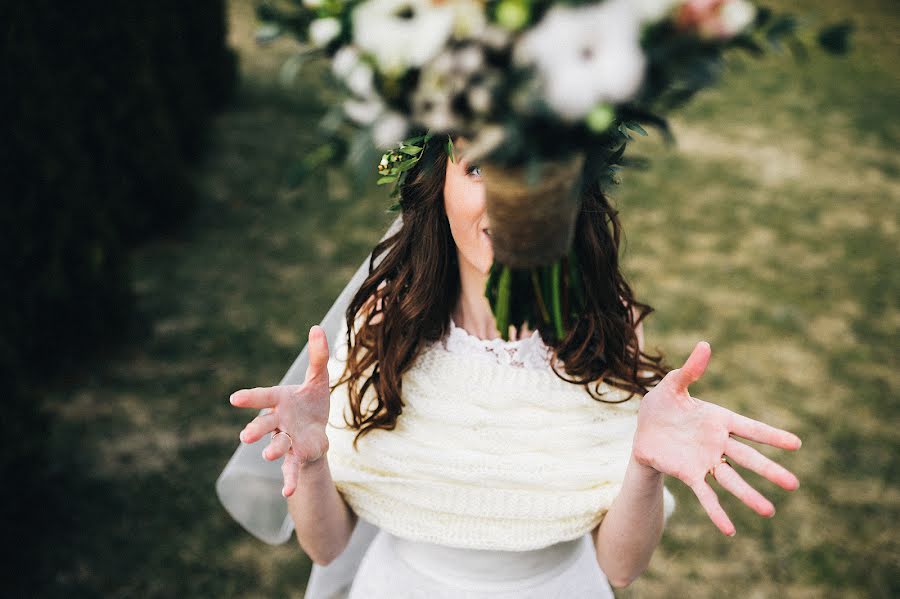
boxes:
[617,123,634,140]
[447,136,456,163]
[624,122,648,137]
[392,158,420,172]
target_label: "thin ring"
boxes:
[709,455,729,478]
[272,430,293,450]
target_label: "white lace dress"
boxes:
[344,318,616,599]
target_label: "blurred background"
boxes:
[1,0,896,597]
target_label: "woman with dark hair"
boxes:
[229,134,802,597]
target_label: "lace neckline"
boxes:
[441,317,555,370]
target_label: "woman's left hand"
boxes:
[632,341,802,537]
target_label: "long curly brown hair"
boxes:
[331,135,671,450]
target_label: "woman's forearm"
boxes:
[593,452,666,588]
[286,456,358,566]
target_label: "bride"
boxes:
[226,134,802,597]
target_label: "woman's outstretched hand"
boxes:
[229,325,332,498]
[632,341,802,537]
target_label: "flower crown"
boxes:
[376,130,434,211]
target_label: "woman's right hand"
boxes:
[229,325,332,498]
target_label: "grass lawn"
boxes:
[39,0,898,597]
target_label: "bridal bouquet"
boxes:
[257,0,851,341]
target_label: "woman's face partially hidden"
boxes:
[443,138,493,274]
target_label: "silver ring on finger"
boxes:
[272,429,293,450]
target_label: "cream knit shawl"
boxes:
[325,318,676,551]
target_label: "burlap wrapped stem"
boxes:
[481,152,586,269]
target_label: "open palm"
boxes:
[229,325,332,497]
[632,341,802,536]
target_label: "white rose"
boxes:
[309,18,341,48]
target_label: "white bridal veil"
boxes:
[215,214,403,599]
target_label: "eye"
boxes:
[465,163,482,178]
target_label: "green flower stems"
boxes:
[549,261,564,341]
[485,253,586,342]
[494,264,512,338]
[530,269,551,324]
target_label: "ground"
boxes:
[41,0,898,597]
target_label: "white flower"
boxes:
[451,0,487,39]
[411,90,459,132]
[513,0,646,121]
[633,0,682,24]
[332,46,361,79]
[720,0,756,37]
[343,97,385,125]
[345,61,375,97]
[302,0,323,7]
[410,44,489,130]
[454,45,483,73]
[309,18,342,48]
[467,85,493,114]
[675,0,757,39]
[373,111,410,150]
[331,45,377,98]
[479,24,512,50]
[351,0,455,76]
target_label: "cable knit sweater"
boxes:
[325,316,676,551]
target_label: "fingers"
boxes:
[239,412,279,444]
[672,341,711,393]
[710,462,776,518]
[304,325,331,385]
[230,386,278,410]
[726,437,800,491]
[263,431,293,462]
[690,479,736,537]
[728,411,802,451]
[282,454,299,498]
